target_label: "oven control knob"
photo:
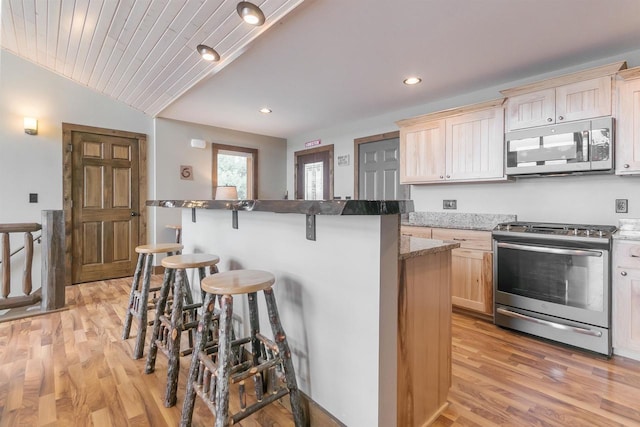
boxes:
[621,271,628,277]
[599,230,603,237]
[573,228,579,235]
[585,229,590,236]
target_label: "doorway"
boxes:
[62,123,147,285]
[294,145,334,200]
[354,132,408,200]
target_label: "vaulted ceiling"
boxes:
[0,0,303,117]
[2,1,640,139]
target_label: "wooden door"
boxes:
[617,78,640,174]
[445,107,505,181]
[358,137,408,200]
[399,120,446,183]
[294,145,333,200]
[555,76,611,123]
[63,124,147,284]
[505,88,555,131]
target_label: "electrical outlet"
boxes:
[616,199,628,213]
[29,193,38,203]
[443,199,457,210]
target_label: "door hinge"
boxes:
[67,144,73,152]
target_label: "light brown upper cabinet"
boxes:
[616,67,640,175]
[397,99,506,184]
[501,61,626,132]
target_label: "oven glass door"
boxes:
[495,242,605,312]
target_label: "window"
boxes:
[212,144,258,199]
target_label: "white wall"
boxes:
[286,48,640,226]
[152,118,287,244]
[0,50,153,296]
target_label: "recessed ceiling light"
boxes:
[197,44,220,61]
[259,107,272,114]
[237,2,266,26]
[403,77,422,85]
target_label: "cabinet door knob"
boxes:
[621,271,628,276]
[440,175,444,179]
[446,175,450,178]
[557,115,564,121]
[624,164,630,168]
[547,118,553,122]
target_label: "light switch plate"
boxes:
[616,199,628,213]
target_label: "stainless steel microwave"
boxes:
[505,117,613,176]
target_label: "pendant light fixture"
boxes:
[197,44,220,61]
[236,2,266,26]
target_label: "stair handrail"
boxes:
[0,232,42,264]
[0,222,42,302]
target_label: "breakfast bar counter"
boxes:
[147,199,455,426]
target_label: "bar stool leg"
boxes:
[264,288,306,426]
[145,266,175,374]
[166,267,186,407]
[181,292,217,427]
[122,253,145,340]
[214,294,234,427]
[247,291,264,398]
[182,269,194,305]
[133,253,155,359]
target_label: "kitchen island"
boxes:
[147,199,456,426]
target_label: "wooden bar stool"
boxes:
[180,270,305,427]
[122,242,184,359]
[145,253,221,408]
[166,224,182,244]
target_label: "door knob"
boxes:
[621,271,628,276]
[131,211,139,217]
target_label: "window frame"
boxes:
[211,143,258,199]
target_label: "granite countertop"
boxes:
[147,199,414,216]
[399,236,460,260]
[614,219,640,241]
[403,211,517,231]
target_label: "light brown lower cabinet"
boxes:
[431,228,494,318]
[450,248,493,316]
[401,226,495,318]
[613,240,640,360]
[398,248,452,426]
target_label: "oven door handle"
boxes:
[496,242,603,257]
[496,307,603,337]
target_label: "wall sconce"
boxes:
[190,138,207,149]
[24,117,38,135]
[214,186,238,200]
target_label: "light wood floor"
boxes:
[1,277,640,426]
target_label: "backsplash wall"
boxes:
[410,173,638,226]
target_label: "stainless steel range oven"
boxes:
[492,222,616,356]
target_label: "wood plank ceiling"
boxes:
[0,0,303,117]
